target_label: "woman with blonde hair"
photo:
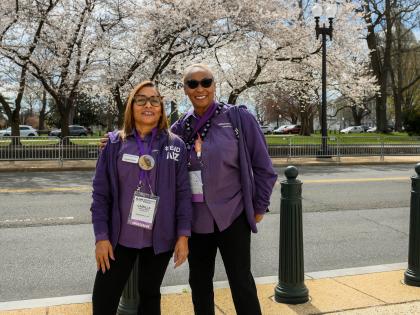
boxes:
[171,64,277,315]
[91,80,192,315]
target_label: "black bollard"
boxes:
[275,166,309,304]
[117,257,139,314]
[404,163,420,287]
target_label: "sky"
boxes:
[413,28,420,40]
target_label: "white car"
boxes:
[339,126,364,134]
[366,127,377,133]
[0,125,38,137]
[273,125,291,134]
[260,125,274,134]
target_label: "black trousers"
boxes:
[188,213,262,315]
[92,245,172,315]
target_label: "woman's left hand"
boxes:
[174,236,189,268]
[255,214,264,223]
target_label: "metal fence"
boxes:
[0,135,419,161]
[268,136,420,158]
[0,136,100,161]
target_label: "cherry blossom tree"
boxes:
[0,0,58,141]
[0,0,390,137]
[199,0,378,134]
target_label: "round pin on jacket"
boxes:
[138,154,155,170]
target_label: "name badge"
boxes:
[128,191,159,230]
[189,170,204,202]
[122,153,139,164]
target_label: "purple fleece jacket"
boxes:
[171,103,277,233]
[90,130,192,254]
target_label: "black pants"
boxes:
[188,213,262,315]
[92,245,172,315]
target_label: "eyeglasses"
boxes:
[133,96,161,107]
[185,78,213,89]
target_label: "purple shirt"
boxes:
[178,106,244,233]
[117,133,158,249]
[91,130,192,254]
[171,103,278,234]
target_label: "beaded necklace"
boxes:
[183,103,224,151]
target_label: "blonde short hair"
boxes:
[183,63,214,83]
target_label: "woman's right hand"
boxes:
[95,240,115,273]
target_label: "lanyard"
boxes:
[189,102,217,142]
[134,128,157,188]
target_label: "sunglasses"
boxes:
[185,78,213,89]
[133,96,161,107]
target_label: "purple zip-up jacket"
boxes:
[171,103,277,233]
[91,130,192,254]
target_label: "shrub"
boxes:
[403,106,420,136]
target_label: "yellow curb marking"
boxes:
[304,177,408,184]
[0,186,91,193]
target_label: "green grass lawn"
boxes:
[0,137,101,146]
[68,138,101,145]
[0,134,418,147]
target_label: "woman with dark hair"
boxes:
[91,80,192,315]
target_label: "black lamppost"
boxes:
[312,1,337,156]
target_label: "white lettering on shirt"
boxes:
[166,151,179,161]
[165,145,180,161]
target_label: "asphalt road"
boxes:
[0,164,416,301]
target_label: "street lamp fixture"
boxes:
[312,1,337,156]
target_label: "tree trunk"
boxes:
[170,101,179,125]
[228,93,239,105]
[0,93,22,141]
[10,115,21,145]
[39,90,47,131]
[56,96,73,142]
[59,107,71,144]
[68,105,76,126]
[351,106,362,126]
[394,18,403,131]
[394,83,403,131]
[300,107,311,136]
[377,0,393,133]
[112,87,125,128]
[363,1,387,132]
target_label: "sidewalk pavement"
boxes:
[1,268,420,314]
[0,155,419,172]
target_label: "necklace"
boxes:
[184,103,224,151]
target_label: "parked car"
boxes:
[273,125,291,134]
[283,124,301,134]
[0,125,38,137]
[361,125,370,132]
[339,126,364,134]
[49,125,88,137]
[366,125,395,133]
[260,125,274,135]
